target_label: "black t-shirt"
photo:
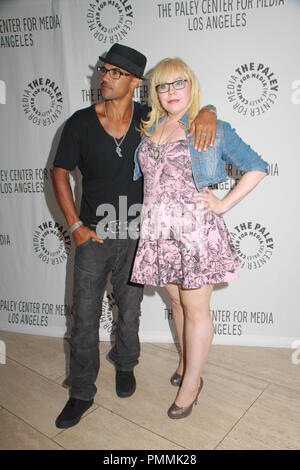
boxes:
[53,101,150,227]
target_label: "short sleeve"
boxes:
[53,113,81,171]
[221,121,269,174]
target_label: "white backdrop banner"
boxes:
[0,0,299,347]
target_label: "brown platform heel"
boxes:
[167,377,204,419]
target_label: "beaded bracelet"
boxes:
[69,220,83,233]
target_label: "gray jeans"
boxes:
[65,237,143,400]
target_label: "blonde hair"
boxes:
[141,57,202,137]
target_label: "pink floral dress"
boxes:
[130,138,240,288]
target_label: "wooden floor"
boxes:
[0,330,300,450]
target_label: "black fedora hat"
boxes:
[99,44,147,80]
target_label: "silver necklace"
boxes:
[104,101,134,158]
[153,117,179,160]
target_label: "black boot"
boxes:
[116,371,136,398]
[55,397,94,429]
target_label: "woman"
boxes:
[130,58,268,419]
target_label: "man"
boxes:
[53,44,217,429]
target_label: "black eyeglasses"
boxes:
[156,79,188,93]
[97,65,131,80]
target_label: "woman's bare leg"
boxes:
[174,284,214,407]
[165,283,185,375]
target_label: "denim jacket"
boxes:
[133,113,268,191]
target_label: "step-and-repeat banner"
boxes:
[1,0,299,347]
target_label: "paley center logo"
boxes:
[227,62,279,117]
[87,0,134,44]
[230,221,274,270]
[33,221,71,265]
[22,77,63,126]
